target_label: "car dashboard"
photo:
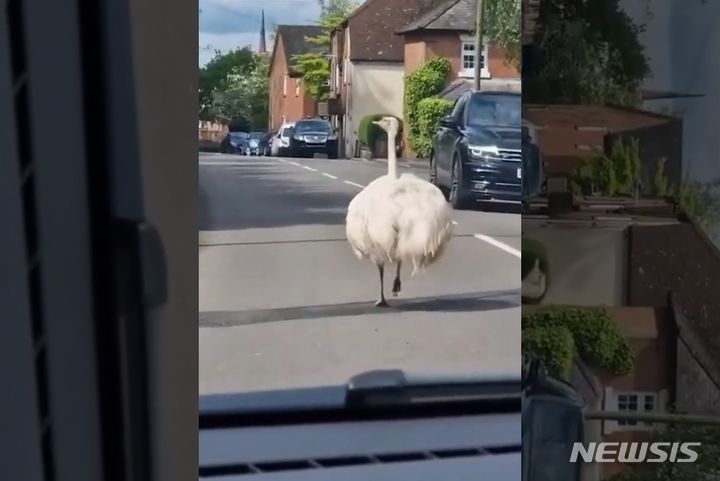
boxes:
[199,371,521,481]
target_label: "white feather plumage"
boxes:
[345,116,453,304]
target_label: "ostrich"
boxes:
[345,116,454,307]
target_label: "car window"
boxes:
[450,95,468,123]
[467,95,521,128]
[295,120,332,133]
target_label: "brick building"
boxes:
[268,25,326,132]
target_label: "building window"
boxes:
[460,36,490,79]
[283,75,287,96]
[617,392,656,427]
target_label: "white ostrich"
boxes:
[345,116,454,307]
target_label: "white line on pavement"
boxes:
[473,234,521,257]
[344,180,366,188]
[287,161,302,167]
[452,221,458,225]
[322,172,338,179]
[302,166,318,172]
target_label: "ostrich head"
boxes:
[372,116,399,139]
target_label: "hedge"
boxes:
[358,114,402,149]
[404,57,451,158]
[523,325,575,380]
[412,98,453,159]
[522,306,634,381]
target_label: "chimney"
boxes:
[259,9,267,55]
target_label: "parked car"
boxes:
[220,131,249,154]
[272,122,295,156]
[245,131,265,156]
[286,118,338,158]
[258,131,275,156]
[430,91,521,209]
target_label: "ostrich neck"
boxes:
[387,130,398,179]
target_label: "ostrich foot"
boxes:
[392,279,401,296]
[375,299,391,307]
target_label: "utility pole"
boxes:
[473,0,484,91]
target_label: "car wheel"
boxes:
[449,154,470,210]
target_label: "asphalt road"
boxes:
[199,153,521,394]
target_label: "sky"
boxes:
[199,0,322,66]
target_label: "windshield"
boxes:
[249,131,264,139]
[229,132,248,140]
[294,120,332,133]
[199,12,520,403]
[467,95,521,128]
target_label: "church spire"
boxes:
[259,9,267,54]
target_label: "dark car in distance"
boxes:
[257,131,275,156]
[287,118,338,158]
[430,91,521,209]
[220,131,249,154]
[245,131,266,156]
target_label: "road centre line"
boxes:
[302,165,318,172]
[287,161,302,167]
[344,180,366,188]
[473,234,521,257]
[322,172,338,179]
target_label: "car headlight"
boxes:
[328,134,337,140]
[230,141,237,147]
[468,145,499,158]
[280,139,290,146]
[293,134,303,140]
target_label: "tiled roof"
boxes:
[343,0,437,62]
[397,0,475,34]
[271,25,327,75]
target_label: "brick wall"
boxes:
[268,36,317,131]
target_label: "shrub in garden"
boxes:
[522,325,575,380]
[413,98,453,159]
[404,57,451,157]
[522,306,634,380]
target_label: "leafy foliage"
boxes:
[484,0,522,69]
[524,0,649,105]
[199,47,258,120]
[210,55,270,130]
[570,138,641,196]
[292,0,357,101]
[653,157,670,197]
[608,422,720,481]
[404,57,451,158]
[677,179,720,231]
[522,306,635,380]
[523,326,575,380]
[413,98,453,159]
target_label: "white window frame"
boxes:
[283,75,288,96]
[603,388,667,434]
[459,35,490,79]
[295,78,300,97]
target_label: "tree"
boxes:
[210,55,270,130]
[199,47,257,120]
[483,0,522,69]
[524,0,650,106]
[292,0,357,101]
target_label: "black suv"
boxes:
[430,91,521,209]
[287,118,339,158]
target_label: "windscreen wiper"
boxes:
[345,369,521,409]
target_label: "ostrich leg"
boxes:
[375,264,390,307]
[392,262,402,296]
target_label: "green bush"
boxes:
[412,98,453,159]
[404,57,451,158]
[523,326,575,380]
[358,114,384,149]
[570,138,640,196]
[522,306,634,380]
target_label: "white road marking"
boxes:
[322,172,338,179]
[473,234,521,258]
[451,221,458,225]
[287,161,302,167]
[344,180,366,188]
[302,166,318,172]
